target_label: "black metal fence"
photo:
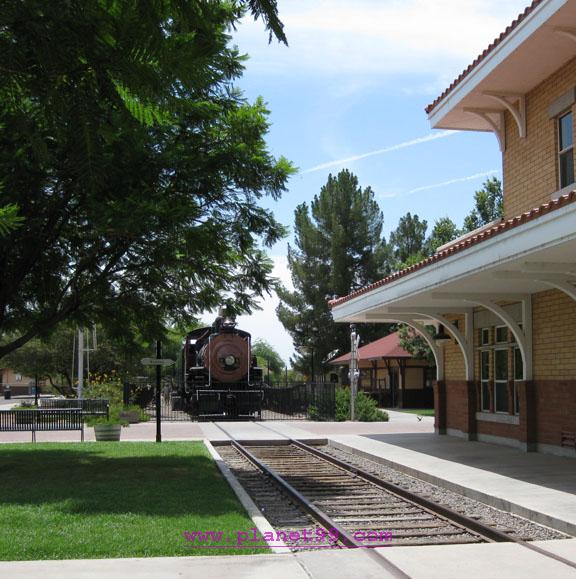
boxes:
[261,383,336,421]
[40,398,110,417]
[0,409,84,442]
[123,379,336,422]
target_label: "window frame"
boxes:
[558,111,574,189]
[480,350,491,412]
[495,325,508,344]
[513,347,522,415]
[493,347,509,414]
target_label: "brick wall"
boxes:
[443,315,466,381]
[477,420,519,440]
[533,289,576,380]
[503,57,576,218]
[445,380,468,433]
[535,380,576,446]
[440,295,576,449]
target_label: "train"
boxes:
[175,312,264,419]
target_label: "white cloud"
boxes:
[303,130,456,173]
[405,169,500,196]
[235,0,530,77]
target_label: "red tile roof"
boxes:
[425,0,543,115]
[329,191,576,309]
[328,332,412,365]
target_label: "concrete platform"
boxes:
[329,432,576,535]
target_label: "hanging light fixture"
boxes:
[432,324,451,341]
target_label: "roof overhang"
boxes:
[428,0,576,134]
[331,200,576,324]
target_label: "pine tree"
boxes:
[277,170,391,376]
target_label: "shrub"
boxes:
[85,404,129,427]
[335,387,389,422]
[84,377,123,405]
[122,404,150,423]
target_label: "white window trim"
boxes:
[495,325,508,344]
[493,347,509,414]
[476,412,519,425]
[558,111,574,190]
[480,350,491,412]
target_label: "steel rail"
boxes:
[291,439,511,543]
[214,423,576,572]
[290,440,576,571]
[230,440,410,579]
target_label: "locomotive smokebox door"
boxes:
[207,334,249,382]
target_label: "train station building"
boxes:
[328,331,434,409]
[330,0,576,456]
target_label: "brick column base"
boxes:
[518,380,537,452]
[433,380,446,434]
[465,381,477,441]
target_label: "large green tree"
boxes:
[463,177,503,232]
[277,170,391,375]
[389,212,428,267]
[251,339,285,383]
[0,1,292,361]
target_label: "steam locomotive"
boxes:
[177,313,264,419]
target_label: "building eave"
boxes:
[330,192,576,320]
[427,0,576,135]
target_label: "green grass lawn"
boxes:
[0,442,267,560]
[392,408,435,417]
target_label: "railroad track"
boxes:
[219,440,510,549]
[215,433,576,575]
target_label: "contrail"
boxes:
[405,169,500,195]
[303,131,457,174]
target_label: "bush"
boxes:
[122,404,151,423]
[85,404,129,427]
[335,387,389,422]
[84,377,123,405]
[307,405,321,421]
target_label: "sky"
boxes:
[202,0,531,365]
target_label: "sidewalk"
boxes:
[0,540,575,578]
[0,409,434,443]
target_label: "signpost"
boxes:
[141,344,175,443]
[140,358,175,367]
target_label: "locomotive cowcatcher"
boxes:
[177,312,264,419]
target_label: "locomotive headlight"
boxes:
[224,355,236,367]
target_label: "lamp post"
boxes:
[349,324,360,421]
[310,326,319,384]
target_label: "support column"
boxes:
[465,381,477,441]
[517,380,537,451]
[434,380,447,435]
[398,359,406,409]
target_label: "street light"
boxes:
[432,324,451,341]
